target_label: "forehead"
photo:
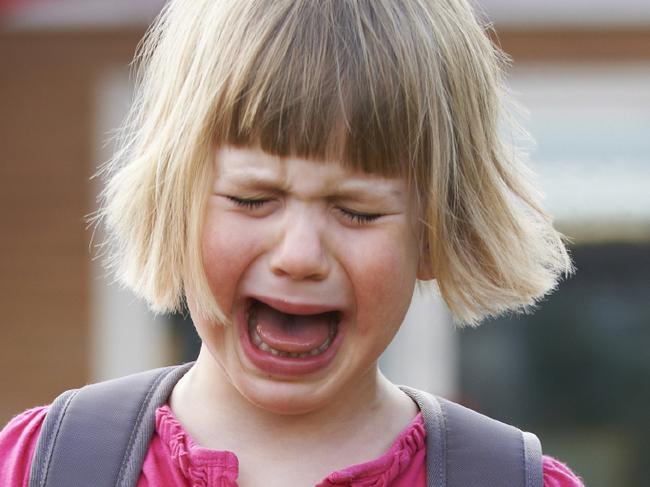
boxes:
[215,146,408,200]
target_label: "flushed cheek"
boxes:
[348,244,417,336]
[201,209,267,298]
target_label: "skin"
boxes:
[170,145,433,486]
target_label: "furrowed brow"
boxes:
[221,172,289,193]
[332,180,405,203]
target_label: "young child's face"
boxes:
[189,145,427,414]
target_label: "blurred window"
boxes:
[458,64,650,487]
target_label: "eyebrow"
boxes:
[220,172,289,193]
[220,169,405,203]
[332,180,405,201]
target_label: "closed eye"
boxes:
[338,207,382,225]
[226,195,270,209]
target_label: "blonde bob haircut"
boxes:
[99,0,572,326]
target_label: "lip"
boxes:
[247,293,342,316]
[237,297,345,377]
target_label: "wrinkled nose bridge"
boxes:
[270,207,329,280]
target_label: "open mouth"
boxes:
[246,298,341,360]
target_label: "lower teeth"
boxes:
[248,308,336,358]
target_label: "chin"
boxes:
[232,374,337,416]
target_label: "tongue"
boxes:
[254,302,333,354]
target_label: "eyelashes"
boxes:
[226,195,268,209]
[225,196,382,225]
[337,208,381,224]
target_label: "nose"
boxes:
[269,211,331,281]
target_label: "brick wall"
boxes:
[0,29,141,424]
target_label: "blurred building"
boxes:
[1,2,649,486]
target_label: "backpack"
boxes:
[28,363,543,487]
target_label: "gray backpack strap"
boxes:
[29,363,193,487]
[400,386,543,487]
[399,386,447,487]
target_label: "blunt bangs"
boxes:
[211,0,433,183]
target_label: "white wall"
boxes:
[509,64,650,229]
[477,0,650,26]
[380,288,457,396]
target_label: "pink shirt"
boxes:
[1,406,584,486]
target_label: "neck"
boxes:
[169,347,414,451]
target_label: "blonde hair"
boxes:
[98,0,572,325]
